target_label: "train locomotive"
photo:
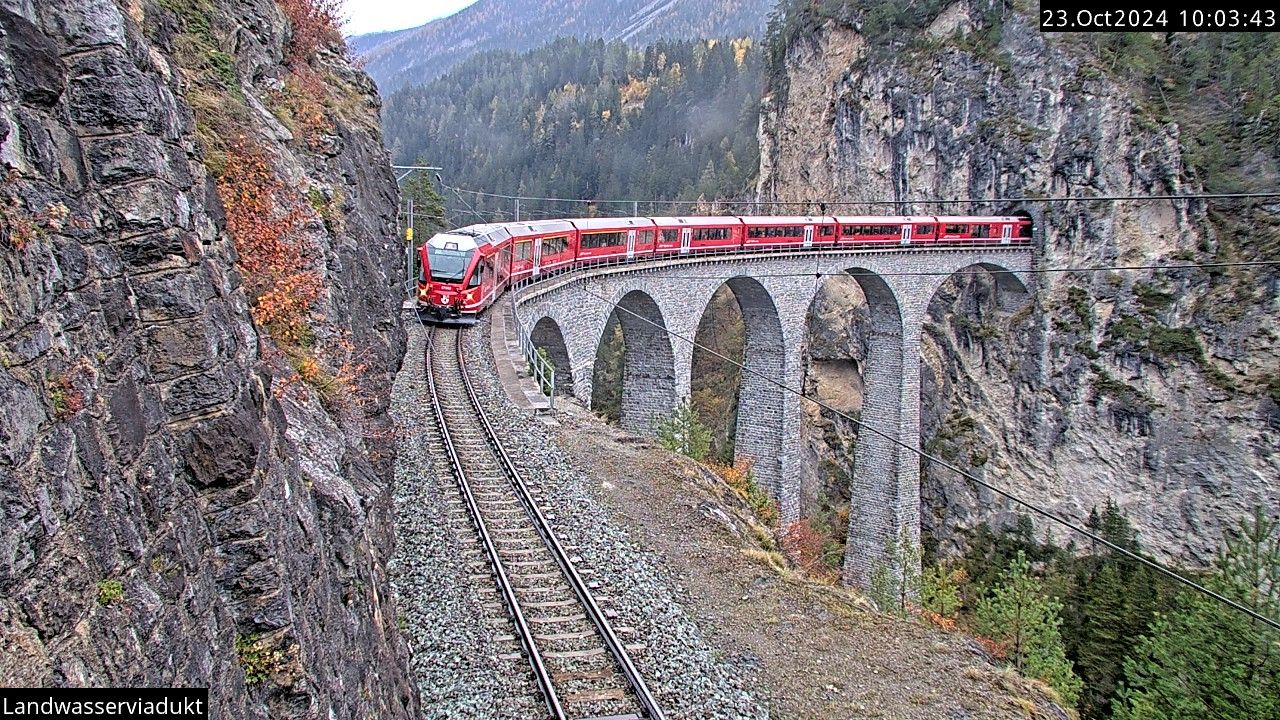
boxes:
[415,214,1033,324]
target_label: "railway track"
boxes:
[425,326,665,720]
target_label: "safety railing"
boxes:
[512,294,556,410]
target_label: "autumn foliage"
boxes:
[712,460,779,528]
[781,519,837,581]
[277,0,344,63]
[215,143,319,343]
[273,64,335,150]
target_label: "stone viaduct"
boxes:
[513,247,1033,587]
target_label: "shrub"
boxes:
[47,371,85,420]
[1147,326,1202,358]
[215,143,319,344]
[271,65,335,150]
[276,0,344,63]
[235,634,285,685]
[714,460,779,528]
[782,519,837,581]
[96,580,124,606]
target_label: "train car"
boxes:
[933,216,1033,245]
[417,223,513,324]
[416,213,1033,324]
[740,215,838,250]
[650,216,743,255]
[505,220,578,283]
[834,216,939,247]
[571,217,658,264]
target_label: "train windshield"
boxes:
[426,246,474,283]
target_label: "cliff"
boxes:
[0,0,415,716]
[759,1,1279,562]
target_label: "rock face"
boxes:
[760,2,1279,563]
[0,1,415,716]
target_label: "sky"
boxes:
[342,0,481,36]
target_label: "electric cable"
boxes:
[441,185,1280,208]
[565,282,1280,632]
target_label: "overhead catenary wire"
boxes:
[569,282,1280,633]
[617,259,1280,281]
[439,184,1280,208]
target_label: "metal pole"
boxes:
[515,198,521,222]
[633,200,638,217]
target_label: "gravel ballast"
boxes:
[390,315,767,719]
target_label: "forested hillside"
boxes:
[383,38,763,221]
[355,0,776,91]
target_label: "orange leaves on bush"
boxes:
[920,608,958,632]
[216,142,319,339]
[975,635,1009,661]
[273,65,334,150]
[782,519,833,579]
[711,459,781,528]
[277,0,343,64]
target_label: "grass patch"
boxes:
[96,580,124,606]
[235,634,284,686]
[1091,370,1155,411]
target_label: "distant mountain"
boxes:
[383,37,762,221]
[352,0,777,92]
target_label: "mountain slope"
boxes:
[354,0,776,91]
[383,37,762,220]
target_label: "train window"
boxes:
[582,231,624,249]
[945,224,965,235]
[638,230,655,244]
[790,226,803,237]
[821,225,834,236]
[515,241,533,261]
[543,235,569,255]
[661,229,678,243]
[427,246,474,282]
[972,224,988,238]
[1019,223,1032,238]
[693,227,730,241]
[917,225,933,235]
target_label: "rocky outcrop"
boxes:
[0,0,414,716]
[762,1,1279,562]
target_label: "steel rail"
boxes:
[424,328,567,720]
[453,329,667,720]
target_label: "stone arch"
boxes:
[604,289,677,434]
[689,277,787,499]
[814,267,908,588]
[917,260,1033,555]
[530,315,575,396]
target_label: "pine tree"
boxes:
[654,399,712,461]
[1065,499,1168,719]
[1114,507,1280,720]
[869,528,923,617]
[976,551,1083,706]
[922,560,965,619]
[401,163,446,239]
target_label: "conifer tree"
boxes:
[655,399,712,461]
[1114,507,1280,720]
[976,551,1083,706]
[401,162,446,240]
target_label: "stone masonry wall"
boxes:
[514,248,1032,585]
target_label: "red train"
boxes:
[416,214,1033,324]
